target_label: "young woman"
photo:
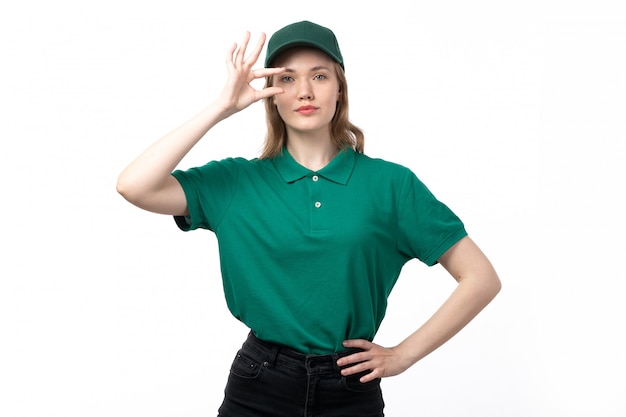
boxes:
[117,20,501,417]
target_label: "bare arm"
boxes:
[338,236,501,382]
[116,32,285,215]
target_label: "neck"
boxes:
[286,133,338,171]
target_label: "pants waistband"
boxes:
[243,331,360,375]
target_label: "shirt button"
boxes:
[312,175,319,182]
[314,201,322,208]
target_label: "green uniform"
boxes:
[172,147,467,354]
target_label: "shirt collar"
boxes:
[272,146,356,185]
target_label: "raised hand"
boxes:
[217,31,285,117]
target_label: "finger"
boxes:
[339,360,370,376]
[358,369,381,384]
[235,31,251,66]
[342,339,373,350]
[256,86,284,101]
[225,42,237,68]
[250,67,285,80]
[336,350,369,367]
[244,32,266,66]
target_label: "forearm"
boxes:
[396,268,501,368]
[116,101,229,200]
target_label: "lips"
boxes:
[296,105,318,114]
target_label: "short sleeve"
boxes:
[396,169,467,266]
[171,158,241,232]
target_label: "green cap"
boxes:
[265,20,344,69]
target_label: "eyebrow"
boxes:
[282,65,332,73]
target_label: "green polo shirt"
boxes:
[172,147,467,354]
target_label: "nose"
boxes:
[297,80,313,101]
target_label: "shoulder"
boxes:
[213,156,258,168]
[185,156,266,173]
[354,152,416,180]
[172,156,266,188]
[353,153,436,200]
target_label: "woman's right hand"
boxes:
[216,32,285,118]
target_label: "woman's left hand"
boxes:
[336,339,411,383]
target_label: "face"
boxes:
[271,47,341,139]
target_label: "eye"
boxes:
[313,74,327,81]
[280,75,294,83]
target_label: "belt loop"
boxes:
[267,344,279,368]
[331,352,341,374]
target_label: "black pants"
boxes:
[217,332,385,417]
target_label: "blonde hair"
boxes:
[260,61,364,159]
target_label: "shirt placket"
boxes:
[308,173,327,233]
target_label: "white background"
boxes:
[1,1,624,416]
